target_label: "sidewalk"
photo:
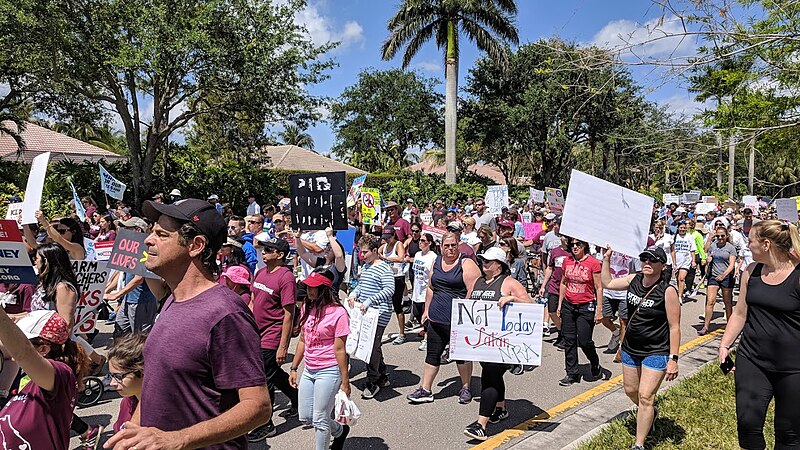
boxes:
[483,330,724,450]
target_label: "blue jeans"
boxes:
[298,365,344,450]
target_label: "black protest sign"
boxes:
[290,172,347,230]
[107,229,158,278]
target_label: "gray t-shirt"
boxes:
[710,242,737,278]
[474,212,497,231]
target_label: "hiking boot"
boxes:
[463,421,487,441]
[489,407,509,423]
[407,386,434,403]
[458,386,473,404]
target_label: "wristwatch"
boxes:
[668,354,679,361]
[290,367,298,372]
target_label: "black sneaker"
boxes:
[588,364,604,381]
[280,407,298,418]
[246,421,276,442]
[378,374,391,388]
[463,421,487,441]
[509,364,524,375]
[362,382,380,399]
[555,339,566,351]
[330,424,350,450]
[559,375,581,386]
[489,407,509,423]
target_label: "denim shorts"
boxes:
[620,350,669,371]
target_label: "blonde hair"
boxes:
[462,216,476,227]
[750,220,800,256]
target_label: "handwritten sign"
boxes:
[361,188,381,226]
[450,299,544,365]
[4,202,23,229]
[486,185,509,215]
[420,211,432,226]
[71,260,109,333]
[522,222,543,240]
[681,192,700,204]
[545,187,565,213]
[695,203,716,215]
[106,229,158,278]
[290,172,347,230]
[702,196,718,204]
[662,194,680,205]
[775,198,799,222]
[22,152,50,224]
[99,163,126,201]
[344,302,379,363]
[560,169,654,258]
[0,220,37,284]
[530,188,545,203]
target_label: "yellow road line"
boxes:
[471,328,725,450]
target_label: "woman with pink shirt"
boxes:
[289,271,351,450]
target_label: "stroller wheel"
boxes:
[77,376,105,407]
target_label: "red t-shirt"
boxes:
[0,360,78,450]
[251,266,297,349]
[562,255,602,304]
[114,396,139,432]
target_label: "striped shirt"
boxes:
[352,260,395,327]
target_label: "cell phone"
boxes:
[719,355,734,375]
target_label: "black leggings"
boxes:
[479,362,508,417]
[736,355,800,449]
[425,321,464,366]
[391,277,405,313]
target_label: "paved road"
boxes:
[72,288,726,450]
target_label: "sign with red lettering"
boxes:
[449,299,544,365]
[71,260,109,333]
[106,229,156,278]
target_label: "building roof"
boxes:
[260,145,365,174]
[0,121,124,164]
[407,160,507,184]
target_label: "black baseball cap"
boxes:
[639,246,667,264]
[262,237,291,258]
[142,198,227,251]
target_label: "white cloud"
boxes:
[591,15,698,60]
[415,61,441,73]
[658,93,711,117]
[295,2,364,50]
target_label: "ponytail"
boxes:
[31,338,90,385]
[750,220,800,257]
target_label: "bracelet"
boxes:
[290,367,298,372]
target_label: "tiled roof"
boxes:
[0,121,125,164]
[407,160,507,184]
[260,145,365,174]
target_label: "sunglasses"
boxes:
[570,242,584,247]
[228,225,238,230]
[419,239,429,243]
[109,371,136,383]
[262,247,277,254]
[442,243,458,248]
[247,221,262,225]
[499,242,510,247]
[56,228,70,235]
[273,220,284,224]
[411,229,421,233]
[639,256,662,264]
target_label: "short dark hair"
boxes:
[107,333,146,378]
[178,221,219,275]
[228,215,245,227]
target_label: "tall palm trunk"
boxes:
[445,20,458,185]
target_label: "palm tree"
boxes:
[382,0,518,184]
[279,124,315,151]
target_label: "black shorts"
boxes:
[391,276,405,313]
[708,274,735,289]
[547,293,559,314]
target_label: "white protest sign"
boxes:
[775,198,799,222]
[99,163,127,201]
[681,192,700,204]
[662,194,680,205]
[530,188,545,203]
[695,203,716,215]
[702,196,718,204]
[742,195,758,205]
[560,169,654,258]
[422,225,447,244]
[420,211,433,226]
[4,202,23,229]
[71,260,110,334]
[486,185,509,215]
[545,187,565,213]
[449,299,544,365]
[344,302,379,364]
[22,152,50,224]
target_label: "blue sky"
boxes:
[296,0,708,155]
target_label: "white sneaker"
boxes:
[418,340,427,351]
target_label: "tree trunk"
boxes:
[728,134,736,200]
[716,132,723,189]
[444,20,458,185]
[748,135,755,195]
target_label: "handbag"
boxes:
[334,390,361,427]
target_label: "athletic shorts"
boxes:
[621,350,668,371]
[602,296,628,321]
[708,274,735,289]
[547,293,559,314]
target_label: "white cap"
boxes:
[479,247,510,270]
[169,189,182,197]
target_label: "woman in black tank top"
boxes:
[601,245,681,450]
[462,247,532,442]
[719,220,800,450]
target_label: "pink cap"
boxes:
[221,266,251,286]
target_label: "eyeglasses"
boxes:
[442,243,458,249]
[109,371,135,383]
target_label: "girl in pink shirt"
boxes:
[289,271,351,450]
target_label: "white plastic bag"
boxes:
[334,390,361,427]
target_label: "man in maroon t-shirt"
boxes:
[384,201,411,242]
[249,236,298,438]
[107,199,270,450]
